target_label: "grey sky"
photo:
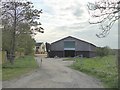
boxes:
[31,0,118,49]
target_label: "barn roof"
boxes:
[35,42,43,46]
[51,36,97,47]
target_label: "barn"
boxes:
[46,36,97,58]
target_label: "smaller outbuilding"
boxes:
[46,36,97,58]
[35,42,45,54]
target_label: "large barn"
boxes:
[46,36,97,58]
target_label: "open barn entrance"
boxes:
[64,50,75,57]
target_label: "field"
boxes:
[65,55,118,88]
[2,56,39,80]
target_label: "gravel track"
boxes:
[3,56,103,88]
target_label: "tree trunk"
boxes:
[10,2,17,64]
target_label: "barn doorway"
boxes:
[64,50,75,57]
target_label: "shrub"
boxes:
[96,46,112,57]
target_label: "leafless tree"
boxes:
[87,0,120,38]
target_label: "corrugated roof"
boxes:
[51,36,97,47]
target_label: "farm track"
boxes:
[3,55,103,88]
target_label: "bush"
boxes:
[96,46,112,57]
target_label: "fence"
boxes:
[0,51,7,64]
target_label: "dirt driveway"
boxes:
[3,56,103,88]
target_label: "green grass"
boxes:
[0,65,2,80]
[67,55,118,88]
[2,56,38,80]
[63,58,75,61]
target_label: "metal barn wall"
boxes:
[49,51,96,58]
[49,51,64,57]
[75,51,89,58]
[51,37,96,51]
[51,40,64,51]
[89,44,97,51]
[89,51,96,57]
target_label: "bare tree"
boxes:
[87,0,120,38]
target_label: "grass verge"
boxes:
[67,55,118,88]
[2,56,38,80]
[0,65,1,80]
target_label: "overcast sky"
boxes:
[31,0,118,49]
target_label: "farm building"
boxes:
[35,42,45,54]
[46,36,97,58]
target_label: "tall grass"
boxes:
[2,56,39,80]
[70,55,118,88]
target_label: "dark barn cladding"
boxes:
[46,36,97,58]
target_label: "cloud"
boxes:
[72,22,118,49]
[32,0,118,49]
[38,0,87,25]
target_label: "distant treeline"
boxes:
[96,46,118,57]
